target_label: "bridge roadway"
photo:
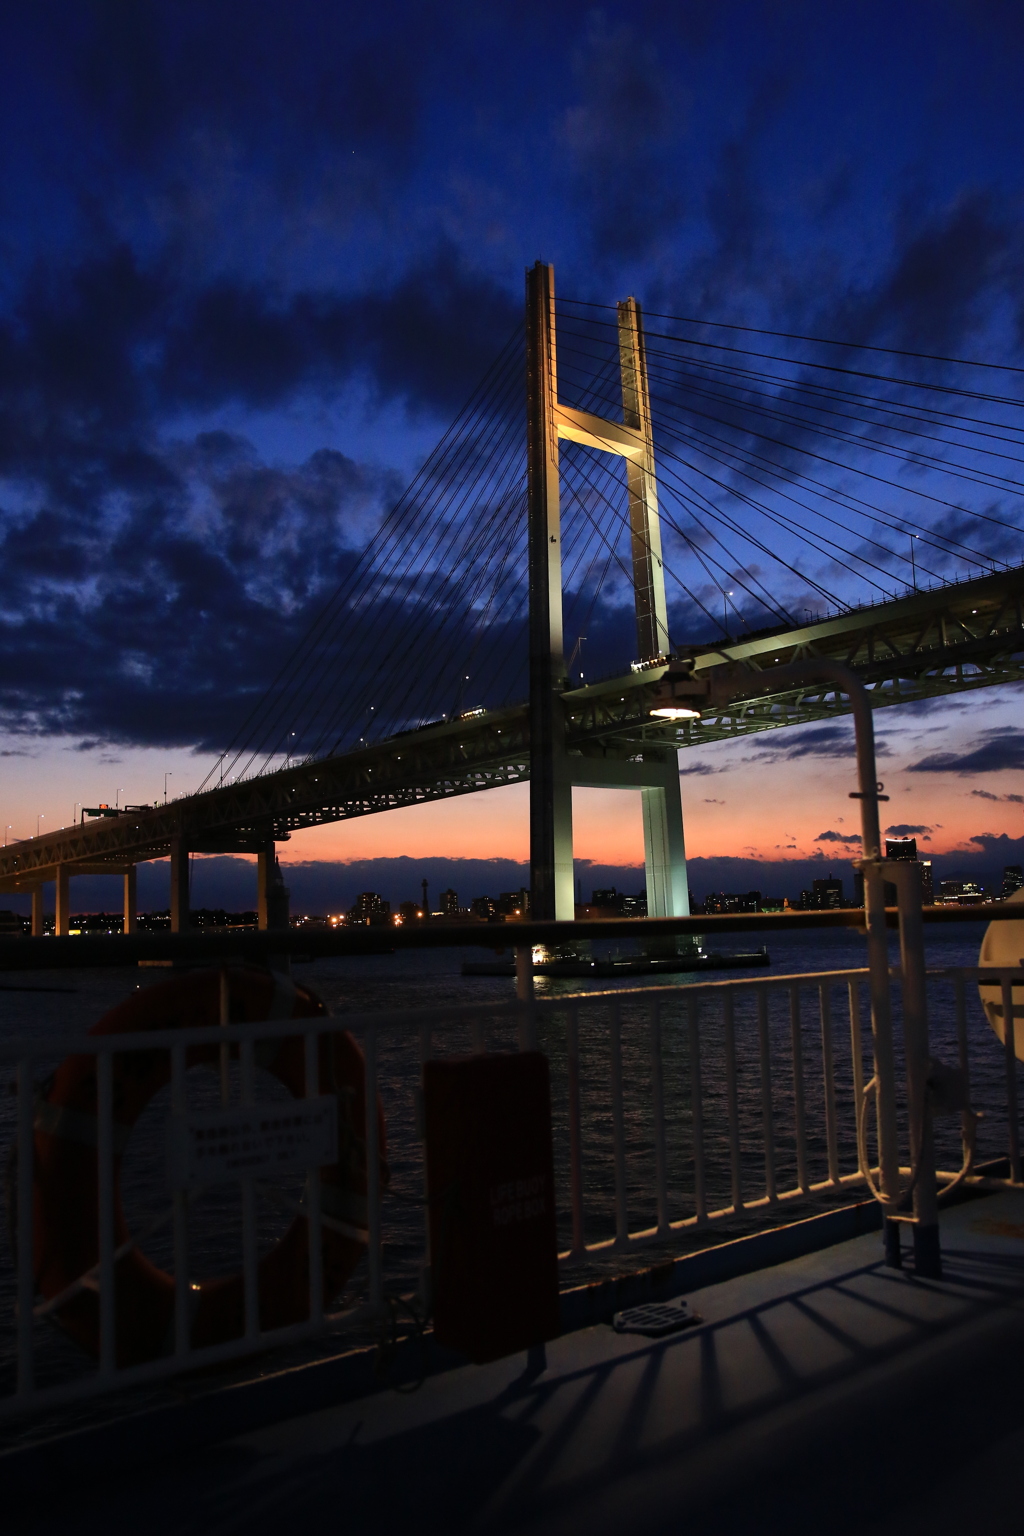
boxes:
[2,563,1022,914]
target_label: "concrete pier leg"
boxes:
[31,888,44,937]
[641,760,689,917]
[170,839,191,933]
[257,842,273,931]
[124,866,137,936]
[55,865,71,937]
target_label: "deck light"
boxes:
[650,706,701,721]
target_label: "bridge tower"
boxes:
[525,261,688,923]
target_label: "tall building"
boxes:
[885,837,918,862]
[1002,865,1024,900]
[439,888,459,917]
[812,875,844,908]
[921,860,934,904]
[349,891,390,925]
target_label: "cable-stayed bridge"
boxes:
[3,264,1023,930]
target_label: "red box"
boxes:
[424,1051,560,1363]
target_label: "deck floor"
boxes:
[12,1189,1024,1535]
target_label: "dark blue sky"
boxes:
[3,0,1024,908]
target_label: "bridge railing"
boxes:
[1,963,1020,1422]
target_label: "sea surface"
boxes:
[0,920,1013,1400]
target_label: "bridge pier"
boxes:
[55,865,70,938]
[169,839,190,933]
[124,866,137,936]
[31,888,44,937]
[257,843,290,931]
[570,755,689,918]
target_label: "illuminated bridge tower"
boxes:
[526,261,688,923]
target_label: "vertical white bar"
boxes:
[954,974,973,1173]
[723,992,742,1213]
[239,1037,259,1338]
[848,980,867,1181]
[171,1042,190,1358]
[790,983,809,1193]
[219,965,231,1104]
[819,983,840,1187]
[649,998,669,1236]
[305,1030,324,1328]
[610,1001,628,1247]
[688,995,707,1224]
[516,945,538,1051]
[1001,976,1021,1183]
[16,1057,34,1397]
[419,1018,432,1309]
[566,1003,585,1257]
[96,1048,116,1378]
[364,1022,383,1310]
[757,987,777,1204]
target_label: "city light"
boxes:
[649,706,701,721]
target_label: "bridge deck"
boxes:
[3,564,1022,891]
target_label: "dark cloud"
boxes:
[744,722,884,762]
[970,789,1024,804]
[815,829,861,845]
[885,823,932,836]
[908,728,1024,776]
[679,761,725,776]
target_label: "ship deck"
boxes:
[10,1187,1024,1535]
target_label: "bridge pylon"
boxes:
[525,261,689,923]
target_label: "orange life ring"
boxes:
[32,964,387,1367]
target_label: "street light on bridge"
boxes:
[164,772,172,804]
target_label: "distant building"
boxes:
[1002,865,1024,900]
[439,888,459,917]
[621,891,647,917]
[885,837,918,861]
[812,875,845,909]
[497,888,529,918]
[936,879,985,906]
[349,891,391,925]
[705,891,761,914]
[471,895,499,921]
[0,909,29,936]
[398,900,422,923]
[921,860,934,904]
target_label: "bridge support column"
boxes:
[55,865,70,937]
[31,888,44,937]
[641,762,689,918]
[170,839,190,933]
[526,261,570,922]
[124,866,137,936]
[257,843,273,930]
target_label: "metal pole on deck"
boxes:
[893,860,941,1278]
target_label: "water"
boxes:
[0,922,1011,1401]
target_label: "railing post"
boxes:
[757,986,777,1204]
[1000,975,1022,1184]
[364,1022,383,1311]
[516,945,538,1051]
[610,1000,629,1247]
[16,1056,34,1398]
[723,991,742,1213]
[305,1030,324,1328]
[789,983,809,1194]
[566,1003,586,1258]
[688,995,707,1224]
[171,1042,190,1358]
[239,1036,259,1337]
[819,982,840,1188]
[649,998,670,1236]
[96,1049,116,1378]
[894,860,941,1278]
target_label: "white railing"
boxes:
[1,960,1021,1421]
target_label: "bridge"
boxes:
[3,264,1022,930]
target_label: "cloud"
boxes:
[679,761,724,776]
[745,722,884,762]
[908,728,1024,776]
[970,789,1024,803]
[885,824,932,836]
[703,797,725,804]
[815,829,862,845]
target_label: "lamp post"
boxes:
[722,589,734,640]
[36,814,44,838]
[164,772,172,804]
